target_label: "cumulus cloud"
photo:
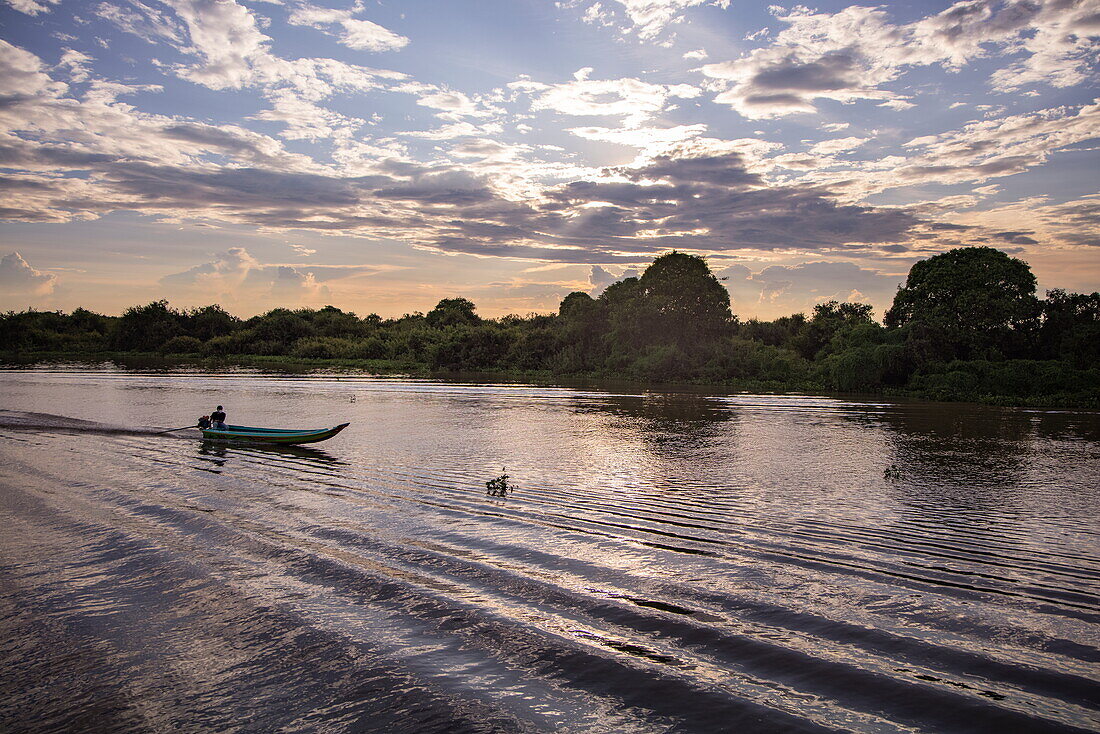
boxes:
[399,121,483,139]
[779,99,1100,204]
[416,90,484,117]
[589,264,639,294]
[0,84,927,267]
[0,41,967,264]
[0,39,66,97]
[513,75,700,127]
[4,0,59,15]
[160,247,385,305]
[993,231,1039,245]
[162,246,257,287]
[287,2,409,52]
[702,1,1100,118]
[949,195,1100,251]
[0,251,57,295]
[107,0,408,107]
[609,0,731,39]
[567,123,709,154]
[0,12,1090,278]
[891,100,1100,188]
[164,0,271,90]
[96,1,185,45]
[717,260,902,316]
[808,136,869,156]
[91,0,428,170]
[0,42,315,176]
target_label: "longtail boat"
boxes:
[200,423,349,445]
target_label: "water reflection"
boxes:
[576,390,735,425]
[4,370,1100,733]
[197,440,345,469]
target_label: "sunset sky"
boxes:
[1,0,1097,320]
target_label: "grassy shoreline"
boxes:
[4,350,1097,411]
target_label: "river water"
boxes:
[0,364,1097,733]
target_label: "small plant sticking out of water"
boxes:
[883,464,902,481]
[486,469,512,497]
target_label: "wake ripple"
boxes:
[1,405,1098,733]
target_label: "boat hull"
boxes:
[200,423,349,445]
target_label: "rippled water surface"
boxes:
[1,364,1098,733]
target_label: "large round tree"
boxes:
[637,251,733,343]
[885,246,1038,359]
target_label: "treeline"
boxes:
[2,247,1098,407]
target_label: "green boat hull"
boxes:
[200,423,349,445]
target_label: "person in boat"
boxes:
[197,415,211,429]
[210,405,227,429]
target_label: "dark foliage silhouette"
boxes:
[3,247,1097,407]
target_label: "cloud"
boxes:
[0,251,57,295]
[515,76,700,127]
[160,246,387,305]
[96,1,185,45]
[0,42,318,174]
[890,100,1100,188]
[161,246,257,286]
[717,260,902,316]
[948,195,1100,252]
[160,122,297,163]
[4,0,59,15]
[164,0,271,90]
[609,0,731,39]
[0,40,67,98]
[56,48,94,83]
[567,123,709,154]
[124,0,408,103]
[0,112,925,262]
[588,264,638,294]
[993,231,1039,245]
[777,99,1100,204]
[416,90,484,117]
[288,243,317,256]
[701,1,1100,118]
[5,35,1083,271]
[398,121,483,139]
[808,136,869,156]
[287,2,409,52]
[252,90,363,141]
[580,2,615,27]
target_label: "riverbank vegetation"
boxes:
[3,247,1098,407]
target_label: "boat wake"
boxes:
[2,373,1098,733]
[0,410,193,437]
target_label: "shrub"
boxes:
[159,335,204,354]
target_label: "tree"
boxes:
[241,308,314,354]
[1040,288,1100,367]
[884,246,1039,359]
[558,291,598,322]
[794,301,876,359]
[112,300,183,351]
[426,297,480,327]
[636,251,733,344]
[184,304,238,341]
[599,276,645,355]
[311,305,366,338]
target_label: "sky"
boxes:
[0,0,1097,320]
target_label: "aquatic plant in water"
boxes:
[486,470,512,497]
